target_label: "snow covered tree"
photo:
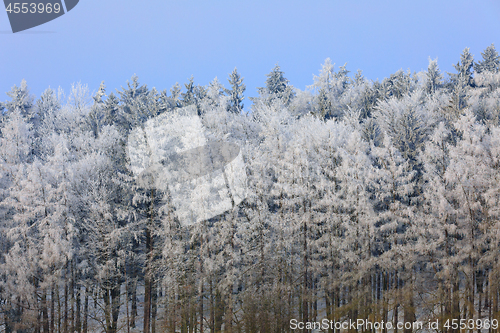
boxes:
[226,68,246,114]
[4,80,35,121]
[309,59,353,119]
[380,69,417,100]
[450,47,475,88]
[374,90,434,174]
[446,48,475,114]
[468,69,500,126]
[2,45,500,332]
[425,58,443,94]
[475,43,500,74]
[256,64,295,107]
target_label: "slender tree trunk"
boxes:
[394,271,399,333]
[302,218,308,327]
[403,272,415,333]
[131,276,137,328]
[210,280,215,333]
[56,284,61,333]
[125,266,130,333]
[111,282,120,333]
[225,293,233,333]
[152,283,157,333]
[76,284,81,333]
[41,290,49,333]
[382,272,388,333]
[144,188,155,333]
[70,262,75,333]
[144,225,153,333]
[104,289,111,333]
[215,291,223,333]
[63,282,68,333]
[83,286,89,333]
[199,235,204,333]
[477,270,483,333]
[325,294,331,333]
[50,285,55,333]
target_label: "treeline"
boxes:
[1,45,500,333]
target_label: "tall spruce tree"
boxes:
[5,80,35,120]
[475,43,500,74]
[226,68,246,114]
[257,64,295,106]
[425,58,443,94]
[449,47,475,88]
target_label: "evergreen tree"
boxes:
[169,82,182,109]
[381,69,417,100]
[4,79,35,120]
[181,76,196,108]
[117,75,150,131]
[226,68,246,114]
[181,76,207,115]
[36,87,61,124]
[309,59,352,119]
[257,64,295,106]
[33,88,62,157]
[102,93,120,127]
[202,77,226,109]
[425,58,443,94]
[311,58,335,93]
[374,90,433,169]
[475,43,500,74]
[449,47,475,88]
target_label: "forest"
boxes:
[1,44,500,333]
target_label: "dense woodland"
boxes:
[1,44,500,333]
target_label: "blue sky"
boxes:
[1,0,499,110]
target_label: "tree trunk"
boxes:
[403,275,415,333]
[210,280,215,333]
[56,284,61,333]
[131,277,137,328]
[152,283,157,333]
[144,188,155,333]
[325,294,331,333]
[50,285,55,333]
[76,284,81,333]
[394,271,399,333]
[199,235,204,333]
[302,218,308,326]
[63,282,68,333]
[41,290,49,333]
[83,286,89,333]
[111,282,120,333]
[70,263,75,333]
[144,225,153,333]
[104,289,111,333]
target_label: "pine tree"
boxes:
[446,48,475,121]
[257,64,295,106]
[374,90,432,170]
[5,79,35,120]
[181,76,196,108]
[181,76,207,115]
[33,88,62,157]
[226,68,246,114]
[309,59,352,119]
[169,82,182,109]
[449,47,475,87]
[425,58,443,94]
[381,69,417,100]
[117,75,150,131]
[203,77,226,110]
[475,43,500,74]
